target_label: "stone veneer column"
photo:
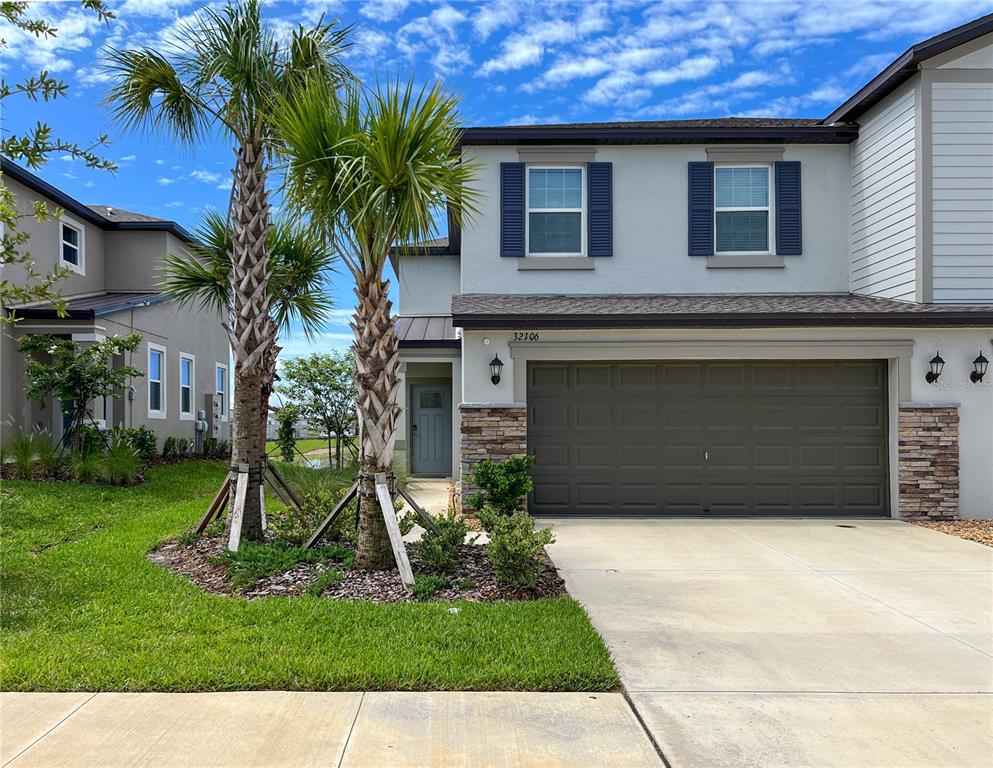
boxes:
[897,405,959,519]
[459,405,527,512]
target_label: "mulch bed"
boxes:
[913,519,993,548]
[149,535,566,603]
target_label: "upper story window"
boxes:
[216,363,228,420]
[148,343,166,418]
[179,353,195,419]
[714,166,771,254]
[527,167,584,256]
[60,217,85,274]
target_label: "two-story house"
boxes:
[395,14,993,520]
[1,159,231,448]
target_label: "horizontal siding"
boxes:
[931,80,993,304]
[850,85,917,300]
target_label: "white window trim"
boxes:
[179,352,195,420]
[525,165,586,257]
[713,163,775,256]
[216,362,229,422]
[147,343,167,419]
[59,215,86,275]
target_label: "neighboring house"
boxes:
[265,411,318,441]
[394,14,993,521]
[1,159,231,448]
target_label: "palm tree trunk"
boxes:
[352,274,400,569]
[227,139,275,546]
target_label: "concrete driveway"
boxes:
[545,518,993,768]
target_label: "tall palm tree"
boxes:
[161,210,335,444]
[276,79,477,568]
[104,0,350,545]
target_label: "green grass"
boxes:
[0,462,618,692]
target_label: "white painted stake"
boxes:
[376,472,414,589]
[227,465,249,551]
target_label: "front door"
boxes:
[410,385,452,475]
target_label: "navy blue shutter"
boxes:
[687,162,714,256]
[587,162,613,257]
[500,162,525,257]
[775,161,802,255]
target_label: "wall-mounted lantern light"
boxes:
[925,352,945,384]
[489,355,504,385]
[971,351,989,383]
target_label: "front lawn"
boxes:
[0,462,617,692]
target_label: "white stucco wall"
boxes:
[460,144,851,295]
[397,253,461,316]
[461,326,993,519]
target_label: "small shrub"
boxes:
[103,435,142,485]
[213,541,354,591]
[162,436,177,457]
[72,450,104,483]
[116,427,156,463]
[481,510,554,590]
[412,574,450,600]
[5,429,39,478]
[468,455,535,516]
[202,437,230,459]
[79,424,109,455]
[175,529,200,547]
[457,577,476,590]
[34,437,63,479]
[418,508,474,573]
[307,568,343,596]
[204,518,226,537]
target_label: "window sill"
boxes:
[61,260,85,276]
[517,257,595,271]
[180,413,194,421]
[148,411,167,420]
[707,254,784,269]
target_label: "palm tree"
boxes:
[104,0,350,545]
[161,210,335,445]
[276,79,477,568]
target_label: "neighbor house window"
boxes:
[714,166,771,254]
[60,217,85,274]
[179,353,195,420]
[216,363,228,421]
[148,343,166,418]
[527,167,584,255]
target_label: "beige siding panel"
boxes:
[930,80,993,304]
[850,84,917,301]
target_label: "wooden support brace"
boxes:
[376,472,414,589]
[396,486,441,537]
[304,482,358,550]
[196,479,231,534]
[227,465,249,551]
[267,462,304,509]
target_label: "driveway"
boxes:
[545,518,993,768]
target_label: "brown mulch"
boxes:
[913,519,993,548]
[149,535,566,603]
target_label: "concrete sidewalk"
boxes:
[1,691,663,767]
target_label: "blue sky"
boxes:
[2,0,989,360]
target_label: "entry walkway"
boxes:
[545,518,993,768]
[1,691,662,767]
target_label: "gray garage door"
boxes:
[527,361,888,516]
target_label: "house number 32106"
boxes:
[513,331,540,341]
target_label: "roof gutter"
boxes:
[453,311,993,330]
[458,125,858,146]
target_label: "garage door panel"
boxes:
[528,361,888,516]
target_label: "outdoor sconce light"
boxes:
[489,355,504,385]
[971,351,989,383]
[925,352,945,384]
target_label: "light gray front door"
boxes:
[410,385,452,475]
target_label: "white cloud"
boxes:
[154,159,166,166]
[190,169,222,184]
[165,201,184,208]
[584,54,721,106]
[120,154,138,162]
[156,177,176,186]
[473,3,521,40]
[360,0,410,23]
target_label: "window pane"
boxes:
[150,351,161,381]
[216,367,224,392]
[529,212,582,253]
[715,167,768,208]
[62,243,79,265]
[150,381,161,411]
[181,388,191,414]
[529,169,582,209]
[181,359,191,386]
[419,391,443,409]
[715,211,769,252]
[62,225,78,246]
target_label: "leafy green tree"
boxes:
[18,334,143,455]
[104,0,351,546]
[277,351,357,469]
[1,1,117,322]
[275,403,300,463]
[276,78,478,568]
